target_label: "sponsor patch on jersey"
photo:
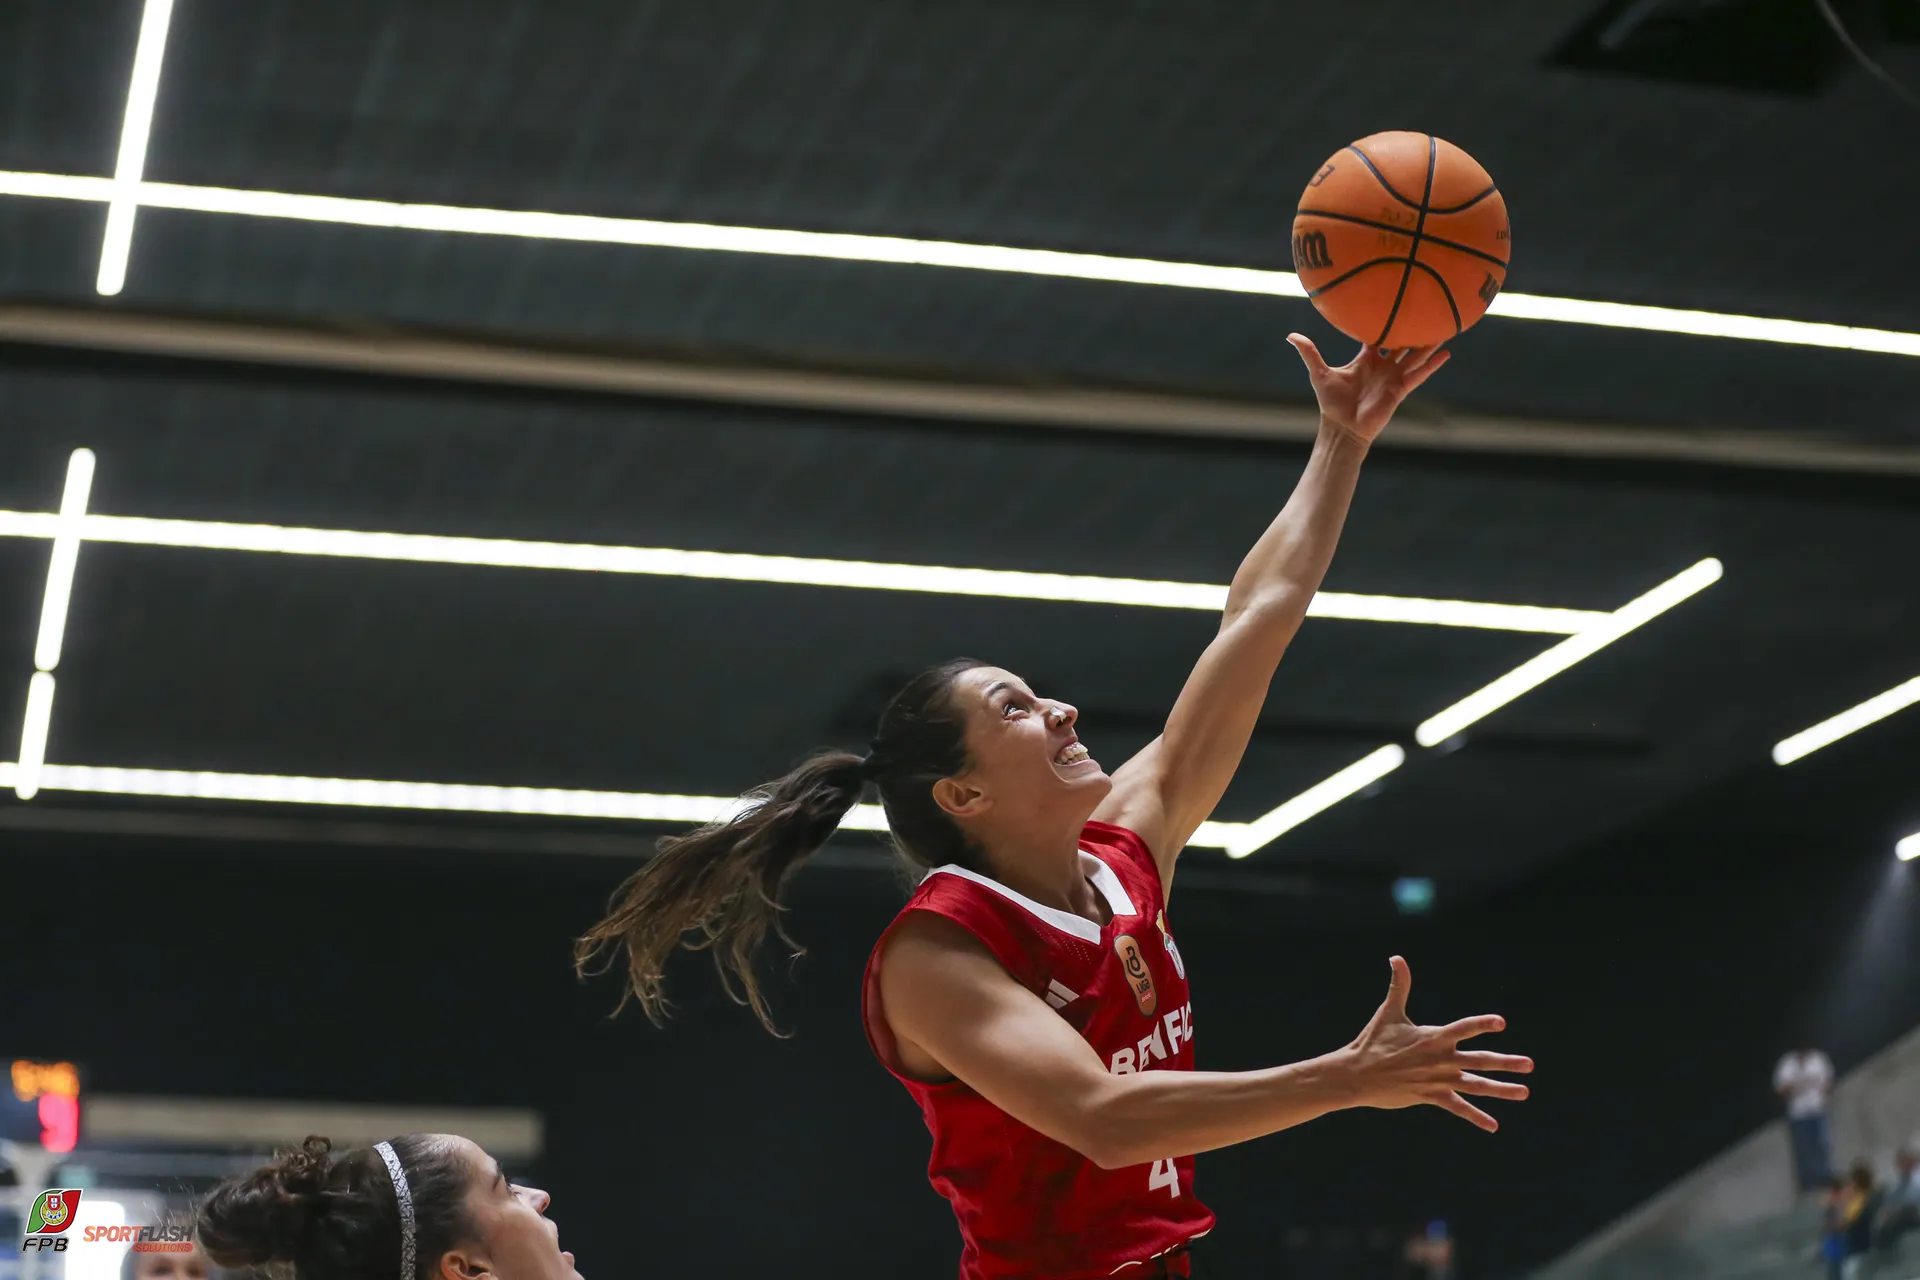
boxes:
[1113,933,1157,1016]
[1156,910,1186,980]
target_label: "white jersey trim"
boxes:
[926,850,1138,945]
[1082,851,1139,920]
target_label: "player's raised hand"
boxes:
[1340,955,1532,1132]
[1288,336,1449,446]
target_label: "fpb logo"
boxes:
[21,1190,82,1252]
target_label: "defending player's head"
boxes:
[576,655,1106,1030]
[196,1135,578,1280]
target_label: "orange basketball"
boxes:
[1292,131,1510,348]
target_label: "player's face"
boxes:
[133,1248,209,1280]
[948,666,1111,819]
[440,1136,582,1280]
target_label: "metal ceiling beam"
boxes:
[3,302,1916,476]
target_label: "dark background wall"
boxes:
[3,711,1916,1278]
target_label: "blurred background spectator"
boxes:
[1402,1219,1455,1280]
[1821,1162,1879,1280]
[1776,1043,1836,1194]
[1877,1144,1920,1257]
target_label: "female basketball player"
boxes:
[578,335,1533,1279]
[197,1135,580,1280]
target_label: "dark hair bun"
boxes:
[197,1136,336,1268]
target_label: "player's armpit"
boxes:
[877,913,1136,1168]
[1094,598,1298,880]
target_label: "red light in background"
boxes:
[38,1092,78,1153]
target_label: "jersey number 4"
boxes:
[1148,1158,1180,1198]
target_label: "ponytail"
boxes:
[578,656,986,1034]
[575,750,870,1032]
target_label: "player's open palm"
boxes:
[1289,335,1449,445]
[1344,955,1532,1132]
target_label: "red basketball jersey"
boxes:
[862,821,1216,1279]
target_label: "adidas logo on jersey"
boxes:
[1044,979,1080,1010]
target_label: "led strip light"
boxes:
[0,761,1247,849]
[0,509,1606,632]
[0,167,1911,357]
[1772,674,1920,766]
[3,452,1720,857]
[1415,559,1724,748]
[95,0,177,295]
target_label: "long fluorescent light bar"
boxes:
[14,674,56,801]
[1225,745,1407,858]
[1415,558,1723,748]
[0,171,1302,298]
[34,449,96,671]
[1898,834,1919,863]
[1,169,1917,356]
[1772,674,1920,765]
[1488,293,1920,359]
[0,760,1243,849]
[96,0,177,295]
[0,509,1603,632]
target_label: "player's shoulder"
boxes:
[879,866,1062,983]
[878,906,999,970]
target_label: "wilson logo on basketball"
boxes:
[1113,934,1157,1017]
[1291,230,1333,272]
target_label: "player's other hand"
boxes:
[1288,336,1449,446]
[1339,955,1532,1132]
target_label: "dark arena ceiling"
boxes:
[1,0,1917,909]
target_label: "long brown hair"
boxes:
[575,657,988,1031]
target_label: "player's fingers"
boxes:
[1453,1050,1534,1074]
[1400,348,1452,392]
[1456,1073,1530,1102]
[1286,333,1330,378]
[1382,955,1413,1017]
[1435,1091,1499,1132]
[1400,343,1443,371]
[1438,1013,1505,1043]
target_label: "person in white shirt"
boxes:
[1879,1146,1919,1252]
[1775,1044,1835,1193]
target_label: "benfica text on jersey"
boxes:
[863,822,1216,1279]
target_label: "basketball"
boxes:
[1292,131,1511,348]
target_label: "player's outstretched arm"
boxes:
[1095,339,1451,887]
[881,920,1528,1168]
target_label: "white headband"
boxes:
[371,1141,416,1280]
